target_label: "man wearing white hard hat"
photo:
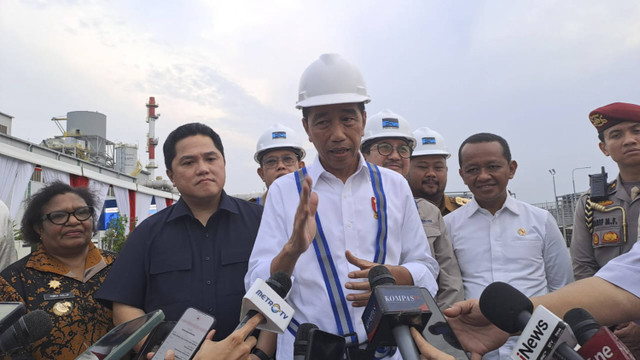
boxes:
[245,54,439,359]
[361,109,463,309]
[252,123,306,205]
[408,127,469,216]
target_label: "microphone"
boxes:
[362,265,431,360]
[479,282,583,360]
[564,308,634,360]
[293,323,318,360]
[293,322,345,360]
[0,310,53,356]
[237,271,294,333]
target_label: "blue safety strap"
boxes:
[287,165,388,345]
[367,163,388,264]
[287,317,300,336]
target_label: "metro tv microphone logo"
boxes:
[515,319,549,360]
[256,289,289,320]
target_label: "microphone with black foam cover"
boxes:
[0,310,53,356]
[237,271,294,334]
[293,323,318,360]
[362,265,431,360]
[564,308,634,360]
[479,282,583,360]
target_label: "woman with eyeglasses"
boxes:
[0,181,116,360]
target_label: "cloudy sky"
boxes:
[1,0,639,205]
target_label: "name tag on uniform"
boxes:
[44,292,75,301]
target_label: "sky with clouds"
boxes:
[1,0,639,205]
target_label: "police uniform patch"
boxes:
[602,231,620,244]
[592,233,599,245]
[597,200,613,206]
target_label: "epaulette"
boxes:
[455,197,470,206]
[607,179,617,195]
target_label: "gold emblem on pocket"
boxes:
[53,301,73,316]
[517,228,526,236]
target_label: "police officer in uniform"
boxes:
[407,127,469,216]
[570,102,640,356]
[251,123,305,205]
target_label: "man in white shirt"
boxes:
[245,54,439,360]
[444,132,573,360]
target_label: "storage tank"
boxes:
[114,144,139,175]
[67,111,107,153]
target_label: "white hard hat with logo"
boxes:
[296,53,371,109]
[411,127,451,159]
[361,109,416,151]
[254,123,306,164]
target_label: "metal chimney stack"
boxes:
[145,97,159,178]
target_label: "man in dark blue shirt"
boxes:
[96,123,262,341]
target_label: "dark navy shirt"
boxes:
[96,191,262,340]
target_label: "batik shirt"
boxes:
[0,243,115,360]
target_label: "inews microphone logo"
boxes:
[515,319,549,360]
[256,289,289,320]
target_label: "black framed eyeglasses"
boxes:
[42,206,93,225]
[262,155,298,169]
[373,142,412,159]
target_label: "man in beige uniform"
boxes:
[570,102,640,356]
[408,127,469,216]
[361,109,463,309]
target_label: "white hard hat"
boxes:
[296,53,371,109]
[411,127,451,158]
[254,123,306,163]
[361,109,416,151]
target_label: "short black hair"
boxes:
[22,181,97,245]
[163,123,224,171]
[301,102,366,120]
[598,132,605,143]
[458,132,512,167]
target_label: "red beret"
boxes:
[589,102,640,133]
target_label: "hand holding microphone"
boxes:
[362,265,432,360]
[236,271,293,334]
[564,308,634,360]
[479,282,583,360]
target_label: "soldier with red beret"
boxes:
[571,101,640,357]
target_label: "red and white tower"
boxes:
[145,97,160,178]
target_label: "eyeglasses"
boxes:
[42,206,93,225]
[373,142,412,159]
[262,155,298,169]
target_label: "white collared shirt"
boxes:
[246,154,439,359]
[445,195,574,360]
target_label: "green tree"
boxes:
[100,213,129,253]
